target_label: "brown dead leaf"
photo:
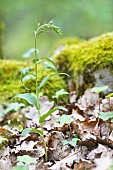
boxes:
[78,136,97,151]
[0,156,12,170]
[0,146,10,157]
[77,89,98,109]
[69,91,77,103]
[47,131,72,161]
[87,144,113,160]
[36,158,50,170]
[49,147,88,170]
[47,131,64,149]
[109,130,113,141]
[100,123,112,139]
[11,140,45,158]
[76,118,100,136]
[74,158,93,170]
[72,109,85,121]
[71,117,100,140]
[92,156,113,170]
[0,126,12,137]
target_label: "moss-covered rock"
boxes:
[50,37,85,73]
[50,37,85,91]
[53,32,113,97]
[0,60,66,103]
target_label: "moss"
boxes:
[0,60,66,103]
[70,32,113,75]
[51,37,84,49]
[51,37,85,76]
[53,32,113,96]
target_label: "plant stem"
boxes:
[109,98,111,111]
[34,31,47,162]
[34,32,40,110]
[38,109,47,162]
[40,123,48,162]
[34,33,38,101]
[98,93,100,111]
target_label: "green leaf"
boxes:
[17,155,37,164]
[62,138,79,147]
[18,125,24,132]
[38,75,50,90]
[21,128,32,137]
[43,58,57,71]
[0,136,8,144]
[15,93,39,109]
[23,48,40,58]
[91,86,108,93]
[99,112,113,121]
[38,72,69,91]
[21,128,43,137]
[58,72,70,78]
[55,114,73,125]
[35,20,62,35]
[22,75,35,82]
[39,106,68,124]
[36,59,43,64]
[111,118,113,122]
[12,165,28,170]
[52,89,69,99]
[19,67,33,75]
[29,128,43,136]
[73,134,79,138]
[3,102,25,115]
[106,93,113,98]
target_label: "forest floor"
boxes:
[0,89,113,170]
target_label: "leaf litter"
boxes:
[0,90,113,170]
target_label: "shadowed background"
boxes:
[0,0,113,59]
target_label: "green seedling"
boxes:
[2,102,25,116]
[106,93,113,108]
[91,86,108,110]
[12,165,28,170]
[17,155,37,164]
[15,20,68,162]
[99,112,113,122]
[21,127,43,137]
[52,89,69,103]
[56,115,80,147]
[62,137,79,147]
[55,114,73,125]
[12,155,36,170]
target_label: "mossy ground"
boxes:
[0,60,67,103]
[53,32,113,96]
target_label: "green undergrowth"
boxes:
[53,32,113,96]
[0,59,67,103]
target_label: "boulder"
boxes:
[50,37,85,75]
[53,32,113,97]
